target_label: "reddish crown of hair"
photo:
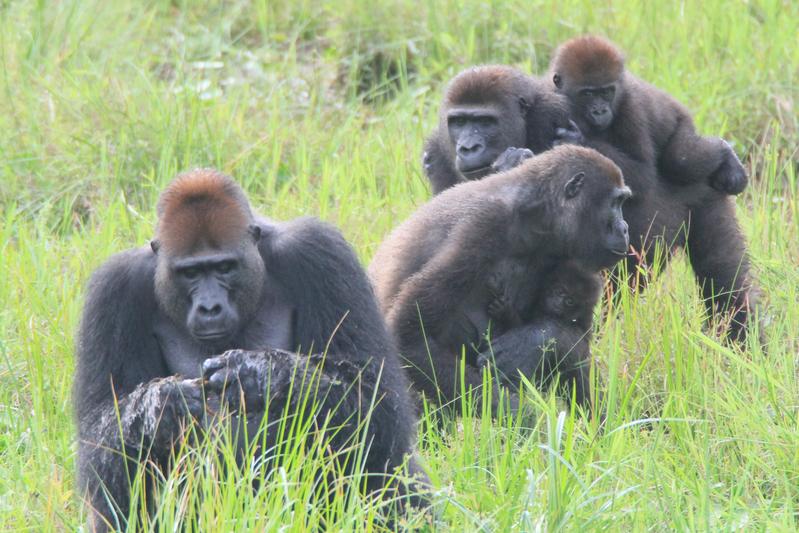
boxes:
[445,65,526,106]
[155,169,252,255]
[552,36,625,86]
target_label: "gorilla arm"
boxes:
[657,111,748,194]
[477,321,593,410]
[423,134,462,194]
[213,217,420,485]
[385,211,509,405]
[74,249,206,530]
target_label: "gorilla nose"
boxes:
[457,140,484,156]
[198,302,223,317]
[592,108,608,117]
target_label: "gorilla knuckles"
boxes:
[423,65,582,193]
[151,170,265,347]
[550,35,748,195]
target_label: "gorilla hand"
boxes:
[491,147,535,173]
[486,271,522,327]
[554,119,584,146]
[709,139,748,195]
[127,376,206,452]
[202,349,274,413]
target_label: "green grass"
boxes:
[0,0,797,530]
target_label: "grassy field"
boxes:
[1,0,797,530]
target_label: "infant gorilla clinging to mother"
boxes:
[369,145,630,414]
[477,260,602,407]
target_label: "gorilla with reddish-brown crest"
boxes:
[74,170,425,532]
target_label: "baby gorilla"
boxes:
[477,261,602,408]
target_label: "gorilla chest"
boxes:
[154,301,294,378]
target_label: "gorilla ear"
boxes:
[150,239,160,254]
[518,96,530,112]
[564,172,585,199]
[248,224,262,243]
[553,73,562,89]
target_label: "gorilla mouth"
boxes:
[193,330,230,342]
[460,165,492,178]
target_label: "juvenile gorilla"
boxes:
[74,170,424,532]
[422,65,582,194]
[549,35,748,195]
[547,37,760,342]
[422,58,761,343]
[477,261,602,408]
[369,145,630,409]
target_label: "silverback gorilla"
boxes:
[369,145,630,411]
[74,170,424,531]
[422,65,582,194]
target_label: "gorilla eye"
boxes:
[181,267,201,280]
[449,116,467,127]
[564,297,575,307]
[216,261,236,274]
[475,116,497,127]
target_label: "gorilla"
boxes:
[549,35,748,195]
[547,36,760,343]
[422,64,762,344]
[421,65,582,194]
[369,146,630,411]
[478,261,602,409]
[74,169,425,531]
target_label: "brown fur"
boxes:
[370,145,629,409]
[423,66,580,195]
[552,35,625,87]
[155,169,253,255]
[549,36,759,344]
[445,65,530,106]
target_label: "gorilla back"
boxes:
[74,169,422,531]
[370,145,630,408]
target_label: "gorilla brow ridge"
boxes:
[552,35,625,87]
[155,168,253,254]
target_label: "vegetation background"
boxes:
[0,0,797,530]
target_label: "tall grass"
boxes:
[0,0,796,530]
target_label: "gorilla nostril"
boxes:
[458,142,484,156]
[199,303,223,317]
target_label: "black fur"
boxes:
[75,198,423,530]
[477,261,602,410]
